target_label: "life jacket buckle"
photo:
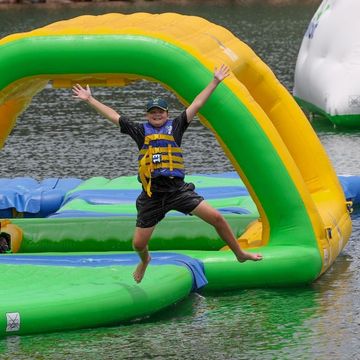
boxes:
[152,153,162,164]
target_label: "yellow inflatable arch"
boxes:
[0,13,352,281]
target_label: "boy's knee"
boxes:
[211,211,226,227]
[132,241,147,253]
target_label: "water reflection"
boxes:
[0,288,321,359]
[3,275,356,359]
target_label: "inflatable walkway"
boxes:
[294,0,360,127]
[0,13,352,336]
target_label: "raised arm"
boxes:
[185,64,230,123]
[72,84,120,126]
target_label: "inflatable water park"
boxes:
[0,12,356,337]
[294,0,360,127]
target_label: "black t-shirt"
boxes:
[119,110,189,192]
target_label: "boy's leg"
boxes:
[191,201,262,262]
[133,226,155,283]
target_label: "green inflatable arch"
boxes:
[0,13,351,284]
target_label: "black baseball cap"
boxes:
[146,98,168,112]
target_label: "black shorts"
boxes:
[136,182,204,228]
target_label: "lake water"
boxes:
[1,2,360,359]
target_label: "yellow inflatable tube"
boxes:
[0,13,351,280]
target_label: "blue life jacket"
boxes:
[138,120,185,196]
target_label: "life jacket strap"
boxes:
[142,162,184,170]
[168,144,173,171]
[139,146,153,197]
[144,134,175,145]
[139,146,182,155]
[142,155,183,164]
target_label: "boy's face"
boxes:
[146,108,168,128]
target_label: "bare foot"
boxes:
[133,255,151,283]
[237,251,263,263]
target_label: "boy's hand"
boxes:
[214,64,230,83]
[72,84,92,101]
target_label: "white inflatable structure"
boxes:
[294,0,360,127]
